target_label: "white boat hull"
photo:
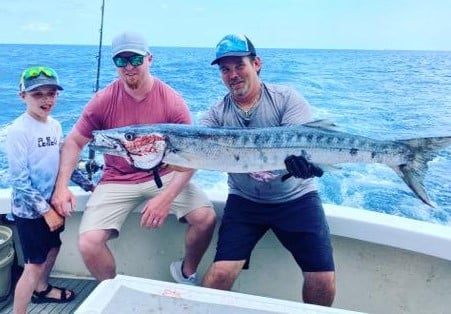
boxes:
[1,187,450,313]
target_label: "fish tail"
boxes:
[392,136,451,207]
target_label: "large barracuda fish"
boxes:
[89,121,451,207]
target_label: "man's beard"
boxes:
[229,79,247,98]
[125,76,139,90]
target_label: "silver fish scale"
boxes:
[155,125,412,172]
[95,124,413,170]
[90,122,451,206]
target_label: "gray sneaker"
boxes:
[170,259,198,286]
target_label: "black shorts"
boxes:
[214,192,334,272]
[13,215,64,264]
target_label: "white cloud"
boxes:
[21,22,51,32]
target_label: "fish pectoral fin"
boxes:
[163,152,193,167]
[320,164,342,172]
[303,119,339,131]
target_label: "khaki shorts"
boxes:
[79,173,213,235]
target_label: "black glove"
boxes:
[281,155,324,181]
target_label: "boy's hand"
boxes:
[43,207,64,232]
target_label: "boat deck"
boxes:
[0,277,97,314]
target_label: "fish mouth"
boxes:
[88,134,124,154]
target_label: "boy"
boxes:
[5,66,75,314]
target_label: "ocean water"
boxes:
[0,44,450,225]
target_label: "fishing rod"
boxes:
[82,0,105,181]
[94,0,105,94]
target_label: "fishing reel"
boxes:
[78,159,103,175]
[71,159,103,192]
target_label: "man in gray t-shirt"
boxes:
[200,34,336,307]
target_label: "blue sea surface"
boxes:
[0,44,450,225]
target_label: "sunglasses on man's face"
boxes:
[20,66,58,84]
[113,55,145,68]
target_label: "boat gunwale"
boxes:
[0,186,450,261]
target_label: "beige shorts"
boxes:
[79,173,213,235]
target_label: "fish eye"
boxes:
[124,132,136,141]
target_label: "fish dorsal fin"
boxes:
[303,119,338,131]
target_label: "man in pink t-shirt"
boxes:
[52,32,216,285]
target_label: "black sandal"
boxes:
[31,284,75,304]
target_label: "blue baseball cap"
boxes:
[211,34,257,65]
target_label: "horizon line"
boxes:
[0,42,450,53]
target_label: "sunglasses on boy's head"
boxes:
[113,54,145,68]
[20,66,58,84]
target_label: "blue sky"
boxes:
[1,0,450,50]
